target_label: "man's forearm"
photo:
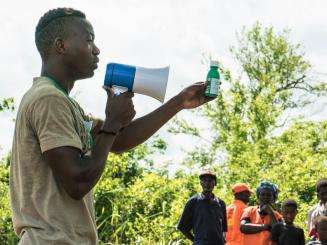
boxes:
[240,223,268,234]
[73,132,116,199]
[269,211,278,225]
[111,96,183,153]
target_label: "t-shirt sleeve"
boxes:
[30,95,83,153]
[240,207,252,222]
[177,198,195,233]
[270,223,282,242]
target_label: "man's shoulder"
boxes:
[293,225,304,233]
[272,222,284,229]
[191,193,200,198]
[227,200,246,210]
[293,224,304,230]
[188,193,201,201]
[244,205,258,212]
[184,194,200,209]
[227,202,236,210]
[215,197,226,206]
[21,77,67,107]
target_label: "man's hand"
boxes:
[262,224,272,231]
[261,204,273,214]
[102,88,136,133]
[107,81,216,153]
[176,82,215,110]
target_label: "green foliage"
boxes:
[1,23,327,243]
[169,23,327,234]
[0,156,19,244]
[93,142,198,244]
[0,98,14,113]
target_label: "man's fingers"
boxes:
[204,96,215,103]
[123,92,134,98]
[192,82,206,89]
[103,86,115,98]
[194,81,206,85]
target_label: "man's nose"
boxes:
[93,44,100,55]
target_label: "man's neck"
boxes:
[41,63,75,95]
[235,198,247,204]
[202,191,214,199]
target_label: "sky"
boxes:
[1,0,327,168]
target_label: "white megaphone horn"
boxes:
[103,63,170,103]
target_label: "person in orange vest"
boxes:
[240,181,283,245]
[226,183,253,245]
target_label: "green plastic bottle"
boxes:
[205,60,220,97]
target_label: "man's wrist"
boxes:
[99,129,119,136]
[262,224,271,231]
[101,119,122,134]
[171,94,185,111]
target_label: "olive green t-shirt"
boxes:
[10,77,98,244]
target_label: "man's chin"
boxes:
[79,71,95,80]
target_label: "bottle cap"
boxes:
[210,60,219,67]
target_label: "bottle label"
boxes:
[205,78,220,95]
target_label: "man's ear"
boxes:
[54,37,66,54]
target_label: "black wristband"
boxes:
[99,126,125,136]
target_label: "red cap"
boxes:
[232,183,253,194]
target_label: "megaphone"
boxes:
[104,63,170,103]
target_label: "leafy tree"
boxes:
[1,23,327,243]
[169,23,327,232]
[0,98,16,244]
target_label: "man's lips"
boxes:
[93,57,99,68]
[92,60,99,69]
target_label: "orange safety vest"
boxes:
[241,206,283,245]
[226,200,247,245]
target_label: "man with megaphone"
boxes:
[9,7,215,245]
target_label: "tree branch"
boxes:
[276,75,306,92]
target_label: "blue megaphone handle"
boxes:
[104,63,136,91]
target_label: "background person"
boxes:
[240,181,282,245]
[226,183,253,245]
[177,169,227,245]
[270,199,305,245]
[308,178,327,239]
